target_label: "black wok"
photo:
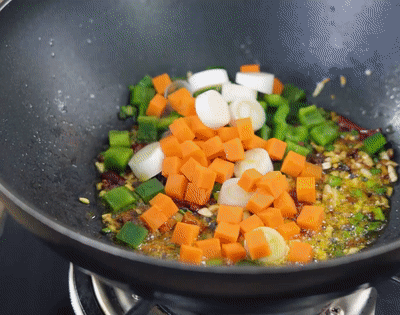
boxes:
[1,0,400,313]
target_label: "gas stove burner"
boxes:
[68,263,377,315]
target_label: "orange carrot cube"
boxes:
[216,205,244,224]
[244,229,271,260]
[192,164,216,191]
[146,94,167,117]
[239,214,264,234]
[188,115,216,140]
[238,168,263,192]
[214,222,240,244]
[296,177,316,203]
[180,157,202,182]
[168,88,192,111]
[140,205,168,232]
[272,78,284,95]
[299,162,322,180]
[208,158,235,183]
[202,136,225,160]
[240,64,260,73]
[169,118,195,143]
[162,156,182,177]
[149,193,179,219]
[195,238,222,259]
[165,174,188,200]
[184,182,212,205]
[152,73,172,95]
[223,138,245,162]
[159,135,183,158]
[265,138,287,161]
[257,171,287,199]
[273,191,297,218]
[235,117,254,141]
[171,222,200,246]
[242,135,268,150]
[257,208,284,228]
[179,245,203,264]
[246,192,274,214]
[217,127,240,142]
[297,206,325,231]
[221,243,247,263]
[287,242,313,263]
[280,151,306,177]
[276,222,301,240]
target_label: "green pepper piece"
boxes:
[273,103,290,124]
[362,132,387,155]
[103,146,133,173]
[137,116,159,143]
[138,75,153,88]
[258,100,268,111]
[103,186,137,213]
[109,130,131,147]
[119,105,137,120]
[328,175,342,187]
[310,121,339,146]
[324,144,335,152]
[372,207,385,221]
[130,85,156,116]
[287,101,308,124]
[135,178,164,203]
[116,222,148,248]
[206,258,224,266]
[264,94,289,107]
[368,221,382,231]
[370,168,382,175]
[157,112,182,130]
[236,259,263,266]
[282,84,306,102]
[273,122,288,140]
[256,125,272,140]
[212,182,222,194]
[192,85,222,98]
[285,125,309,143]
[285,140,310,157]
[298,105,326,128]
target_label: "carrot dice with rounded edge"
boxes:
[216,205,244,224]
[257,208,284,228]
[242,135,268,150]
[238,168,263,192]
[244,229,271,260]
[208,158,235,183]
[149,193,179,219]
[296,177,316,203]
[159,135,183,158]
[218,127,240,142]
[280,150,306,177]
[162,156,182,177]
[240,64,260,73]
[246,192,274,214]
[214,222,240,244]
[299,162,322,180]
[192,164,216,191]
[273,191,297,218]
[235,117,254,141]
[171,222,200,245]
[152,73,172,95]
[165,174,188,200]
[256,171,287,199]
[202,136,225,159]
[140,205,168,232]
[184,182,212,205]
[297,205,325,231]
[276,222,301,240]
[265,138,287,161]
[223,138,245,162]
[169,118,195,143]
[178,96,197,117]
[146,94,167,117]
[188,115,216,140]
[221,243,247,263]
[287,242,313,263]
[179,245,203,264]
[180,140,202,160]
[195,238,222,259]
[239,214,264,234]
[168,88,192,112]
[180,157,202,182]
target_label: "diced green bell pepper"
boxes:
[298,105,326,128]
[109,130,131,147]
[256,125,272,140]
[119,105,137,120]
[362,132,387,155]
[130,85,156,116]
[328,175,342,187]
[282,84,306,102]
[349,212,365,225]
[264,94,289,108]
[310,121,339,146]
[273,103,290,124]
[137,116,159,143]
[103,186,137,213]
[192,85,222,98]
[138,75,153,88]
[103,146,133,173]
[285,140,310,157]
[258,101,267,111]
[273,122,288,140]
[206,258,224,266]
[157,112,182,130]
[135,178,164,203]
[116,222,148,248]
[285,125,308,143]
[287,101,308,124]
[372,207,385,221]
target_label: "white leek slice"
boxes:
[188,69,229,92]
[128,142,165,181]
[234,148,273,178]
[235,72,275,94]
[229,99,266,131]
[221,83,257,102]
[195,90,230,129]
[218,178,254,207]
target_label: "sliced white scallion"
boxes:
[128,142,165,181]
[229,99,266,131]
[188,69,229,92]
[233,148,273,178]
[221,82,257,102]
[195,90,231,129]
[235,72,275,94]
[218,178,254,207]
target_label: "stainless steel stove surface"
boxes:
[1,215,400,315]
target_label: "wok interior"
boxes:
[0,0,400,258]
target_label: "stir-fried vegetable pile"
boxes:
[96,65,398,266]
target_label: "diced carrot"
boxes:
[208,158,235,184]
[221,242,247,263]
[223,138,245,162]
[146,94,167,117]
[273,191,297,218]
[280,151,306,177]
[149,193,179,218]
[184,182,212,205]
[238,168,262,192]
[152,73,172,95]
[297,205,325,231]
[239,214,264,234]
[167,87,191,112]
[282,175,290,192]
[214,222,240,244]
[256,171,287,199]
[240,64,260,73]
[159,135,183,158]
[140,205,168,232]
[187,115,216,140]
[246,192,274,214]
[287,242,313,263]
[171,222,200,245]
[242,135,268,150]
[169,118,195,143]
[179,244,203,264]
[195,238,222,259]
[257,208,284,228]
[193,140,206,151]
[192,164,216,191]
[217,205,244,224]
[162,156,182,177]
[180,157,202,182]
[235,118,254,141]
[179,96,197,117]
[244,229,271,260]
[159,217,178,233]
[165,174,188,200]
[299,162,322,180]
[202,136,225,160]
[272,78,284,95]
[180,140,202,160]
[217,127,240,142]
[276,222,301,240]
[296,177,316,203]
[265,138,287,161]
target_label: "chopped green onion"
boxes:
[135,178,164,203]
[372,207,385,221]
[103,186,137,213]
[282,84,306,102]
[310,121,339,146]
[137,116,159,143]
[285,140,310,157]
[109,130,131,147]
[298,105,326,128]
[116,222,148,248]
[370,168,381,175]
[362,132,387,155]
[328,175,342,187]
[103,146,133,173]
